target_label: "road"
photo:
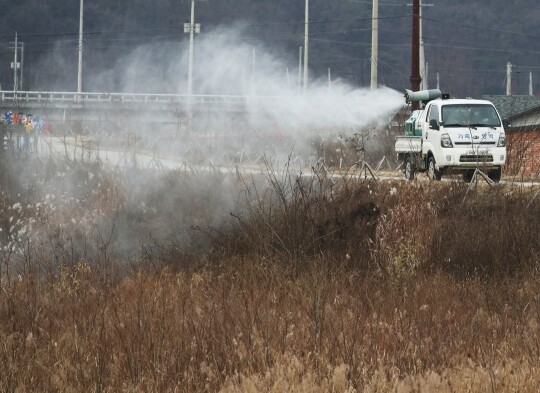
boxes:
[36,133,540,188]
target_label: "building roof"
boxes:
[505,104,540,131]
[482,95,540,119]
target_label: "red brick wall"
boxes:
[507,129,540,176]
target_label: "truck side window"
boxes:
[427,105,439,129]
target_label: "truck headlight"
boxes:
[497,134,506,147]
[441,133,453,148]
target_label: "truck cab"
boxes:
[395,90,507,182]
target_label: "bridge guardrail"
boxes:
[0,91,251,106]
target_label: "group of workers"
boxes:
[1,111,50,152]
[3,111,50,132]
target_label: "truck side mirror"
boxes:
[429,119,439,130]
[502,118,510,128]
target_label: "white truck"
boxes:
[395,89,508,182]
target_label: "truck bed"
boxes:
[395,135,422,153]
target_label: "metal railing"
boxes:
[0,90,250,105]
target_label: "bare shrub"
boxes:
[204,160,380,267]
[372,182,440,279]
[429,186,540,276]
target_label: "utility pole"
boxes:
[529,71,533,96]
[407,1,433,90]
[303,0,309,91]
[506,62,512,96]
[78,0,84,94]
[184,0,206,96]
[20,42,24,91]
[370,0,378,90]
[419,0,425,89]
[436,72,440,90]
[410,0,421,110]
[424,62,428,91]
[187,0,196,95]
[183,0,206,134]
[251,49,256,95]
[298,46,303,90]
[11,32,19,93]
[419,1,434,90]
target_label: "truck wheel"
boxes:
[488,167,502,183]
[405,156,415,181]
[463,169,475,183]
[427,156,442,181]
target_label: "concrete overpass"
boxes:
[0,90,253,131]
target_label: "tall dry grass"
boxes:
[2,259,540,391]
[0,156,539,391]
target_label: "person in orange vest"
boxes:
[24,118,33,151]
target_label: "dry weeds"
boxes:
[0,156,539,392]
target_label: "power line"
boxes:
[422,16,540,41]
[349,0,409,5]
[377,28,540,55]
[1,28,536,58]
[246,14,410,27]
[0,14,410,47]
[513,64,540,70]
[310,37,408,48]
[0,14,412,40]
[34,14,531,43]
[0,27,179,39]
[425,42,540,55]
[309,28,373,36]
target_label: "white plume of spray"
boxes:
[163,26,404,163]
[77,25,404,163]
[190,26,402,129]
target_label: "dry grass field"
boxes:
[0,156,539,392]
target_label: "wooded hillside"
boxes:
[0,0,537,97]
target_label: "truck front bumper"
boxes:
[439,147,506,169]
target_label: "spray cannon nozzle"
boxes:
[404,88,442,104]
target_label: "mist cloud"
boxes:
[77,26,402,162]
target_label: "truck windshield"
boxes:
[442,104,501,128]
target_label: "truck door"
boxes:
[423,104,440,159]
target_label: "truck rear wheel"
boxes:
[405,156,415,181]
[427,156,442,181]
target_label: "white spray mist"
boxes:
[79,25,404,164]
